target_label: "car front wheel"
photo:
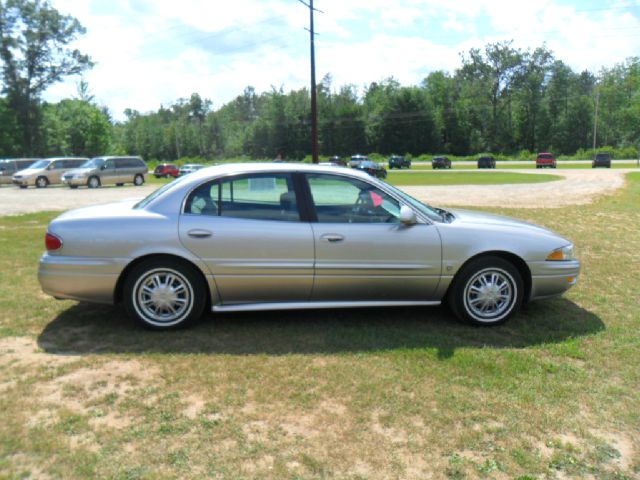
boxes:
[124,258,206,329]
[448,256,523,326]
[36,176,49,188]
[134,174,144,186]
[87,176,100,188]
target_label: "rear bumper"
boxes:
[529,259,581,300]
[38,253,129,304]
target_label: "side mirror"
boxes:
[101,164,107,170]
[399,205,417,225]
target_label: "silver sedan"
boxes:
[38,163,580,329]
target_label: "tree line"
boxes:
[1,1,639,161]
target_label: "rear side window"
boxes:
[184,174,299,222]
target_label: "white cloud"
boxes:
[43,0,640,120]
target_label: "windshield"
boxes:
[134,175,192,209]
[81,158,105,169]
[381,182,444,222]
[28,160,50,169]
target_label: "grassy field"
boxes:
[149,171,563,187]
[387,171,562,186]
[0,175,639,479]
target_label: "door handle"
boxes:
[187,229,212,238]
[320,233,344,243]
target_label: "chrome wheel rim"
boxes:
[463,267,516,323]
[134,175,143,185]
[88,177,99,188]
[36,178,47,187]
[133,268,193,326]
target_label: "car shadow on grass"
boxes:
[37,298,604,359]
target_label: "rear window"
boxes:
[537,154,553,159]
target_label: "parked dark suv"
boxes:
[592,152,612,168]
[154,163,180,178]
[388,155,411,169]
[355,161,387,179]
[477,156,496,169]
[432,156,452,169]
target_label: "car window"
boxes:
[184,173,299,222]
[307,173,401,223]
[104,159,115,169]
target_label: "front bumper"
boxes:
[38,253,129,304]
[529,259,581,300]
[12,178,31,186]
[62,177,87,186]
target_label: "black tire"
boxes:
[69,185,78,189]
[134,174,144,186]
[123,258,206,330]
[35,176,49,188]
[87,176,100,189]
[116,183,124,187]
[19,185,27,189]
[447,256,524,326]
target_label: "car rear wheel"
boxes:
[124,258,206,330]
[87,176,100,188]
[36,176,49,188]
[448,256,523,326]
[134,174,144,186]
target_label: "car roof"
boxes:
[184,162,375,182]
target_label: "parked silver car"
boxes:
[39,163,580,330]
[12,157,88,188]
[62,156,147,188]
[0,158,40,185]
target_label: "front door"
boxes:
[179,172,314,304]
[305,173,442,301]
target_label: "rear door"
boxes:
[305,173,442,301]
[179,172,315,304]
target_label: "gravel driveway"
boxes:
[0,169,634,216]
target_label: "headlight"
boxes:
[546,244,575,261]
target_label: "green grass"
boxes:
[0,175,639,479]
[387,171,562,186]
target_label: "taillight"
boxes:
[45,232,63,251]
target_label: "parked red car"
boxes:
[154,163,179,178]
[536,153,556,169]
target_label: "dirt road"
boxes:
[0,169,634,216]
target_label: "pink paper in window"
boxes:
[370,191,383,207]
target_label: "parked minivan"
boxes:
[0,158,40,185]
[62,156,147,188]
[12,157,88,188]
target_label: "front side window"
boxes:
[184,173,299,222]
[307,174,401,223]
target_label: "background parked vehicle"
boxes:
[154,163,179,178]
[349,154,369,168]
[0,158,39,185]
[536,153,557,168]
[477,156,496,169]
[355,160,387,179]
[388,155,411,169]
[432,156,452,169]
[592,152,612,168]
[178,164,205,176]
[62,156,147,188]
[327,155,347,166]
[12,157,88,188]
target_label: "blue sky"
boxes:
[46,0,640,120]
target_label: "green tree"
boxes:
[0,0,93,154]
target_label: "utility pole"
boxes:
[299,0,321,163]
[592,89,600,152]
